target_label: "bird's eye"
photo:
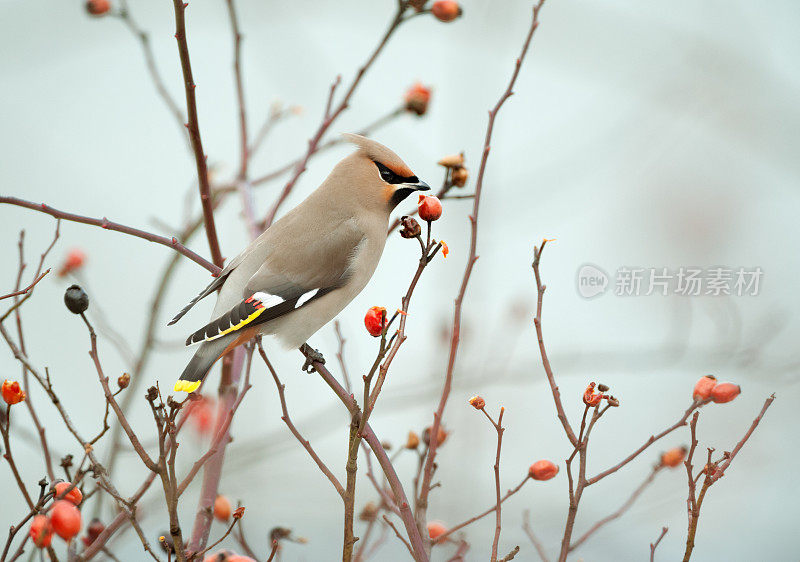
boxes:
[375,162,399,184]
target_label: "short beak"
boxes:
[403,179,430,192]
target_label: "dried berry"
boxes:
[405,431,420,449]
[399,216,422,239]
[423,425,448,447]
[82,518,105,547]
[450,166,468,187]
[660,446,687,468]
[117,372,131,390]
[468,395,485,409]
[64,284,89,314]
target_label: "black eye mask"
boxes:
[374,161,418,185]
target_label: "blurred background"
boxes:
[1,0,799,559]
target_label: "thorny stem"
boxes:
[417,3,547,552]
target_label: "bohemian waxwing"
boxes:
[170,134,430,392]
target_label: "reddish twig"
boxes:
[0,196,220,275]
[522,511,550,562]
[382,515,414,559]
[417,2,548,549]
[169,0,224,268]
[257,341,345,497]
[478,407,506,562]
[224,0,249,180]
[0,269,50,302]
[650,527,668,562]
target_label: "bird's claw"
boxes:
[300,344,325,373]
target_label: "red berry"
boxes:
[404,83,432,116]
[29,515,53,548]
[50,500,82,540]
[418,195,442,221]
[529,460,559,481]
[710,382,741,404]
[431,0,462,22]
[427,521,447,542]
[58,248,86,277]
[54,482,83,506]
[82,518,105,546]
[1,379,26,405]
[692,375,717,401]
[364,306,387,337]
[214,495,231,521]
[85,0,110,16]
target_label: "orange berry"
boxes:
[405,431,420,449]
[50,500,82,540]
[85,0,110,15]
[710,382,741,404]
[431,0,462,22]
[214,495,232,521]
[29,515,53,548]
[529,460,559,481]
[364,306,388,337]
[427,521,447,542]
[418,195,442,221]
[660,446,687,468]
[692,375,717,401]
[54,482,83,506]
[1,379,26,405]
[188,397,215,435]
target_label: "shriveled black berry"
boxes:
[64,285,89,314]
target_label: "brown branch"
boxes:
[417,2,548,549]
[224,0,249,180]
[382,515,414,559]
[0,269,50,302]
[570,465,663,551]
[0,197,220,275]
[169,0,224,268]
[257,342,344,497]
[708,394,774,483]
[481,407,506,562]
[650,527,668,562]
[522,511,550,562]
[259,2,413,229]
[0,408,35,509]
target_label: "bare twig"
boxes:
[650,527,668,562]
[522,511,550,562]
[417,2,548,550]
[0,197,220,274]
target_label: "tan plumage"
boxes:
[171,134,430,393]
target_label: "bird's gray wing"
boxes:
[185,220,365,345]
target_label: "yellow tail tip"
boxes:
[174,379,201,393]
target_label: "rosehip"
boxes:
[431,0,462,22]
[399,216,422,239]
[529,459,559,481]
[54,482,83,505]
[711,382,741,404]
[82,518,105,546]
[2,379,26,405]
[85,0,111,15]
[405,431,420,449]
[437,153,464,168]
[214,495,232,521]
[404,83,432,116]
[451,166,468,187]
[227,556,257,562]
[427,521,447,542]
[58,248,86,277]
[50,500,82,540]
[29,515,53,548]
[660,446,687,468]
[468,395,485,409]
[418,195,442,221]
[693,375,717,401]
[364,306,387,337]
[118,372,131,390]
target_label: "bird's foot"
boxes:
[300,343,325,373]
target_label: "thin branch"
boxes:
[0,269,50,302]
[0,197,220,275]
[382,515,414,559]
[224,0,249,180]
[650,527,668,562]
[417,2,548,549]
[522,511,550,562]
[169,0,224,267]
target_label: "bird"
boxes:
[169,134,430,393]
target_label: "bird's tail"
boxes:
[173,337,231,393]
